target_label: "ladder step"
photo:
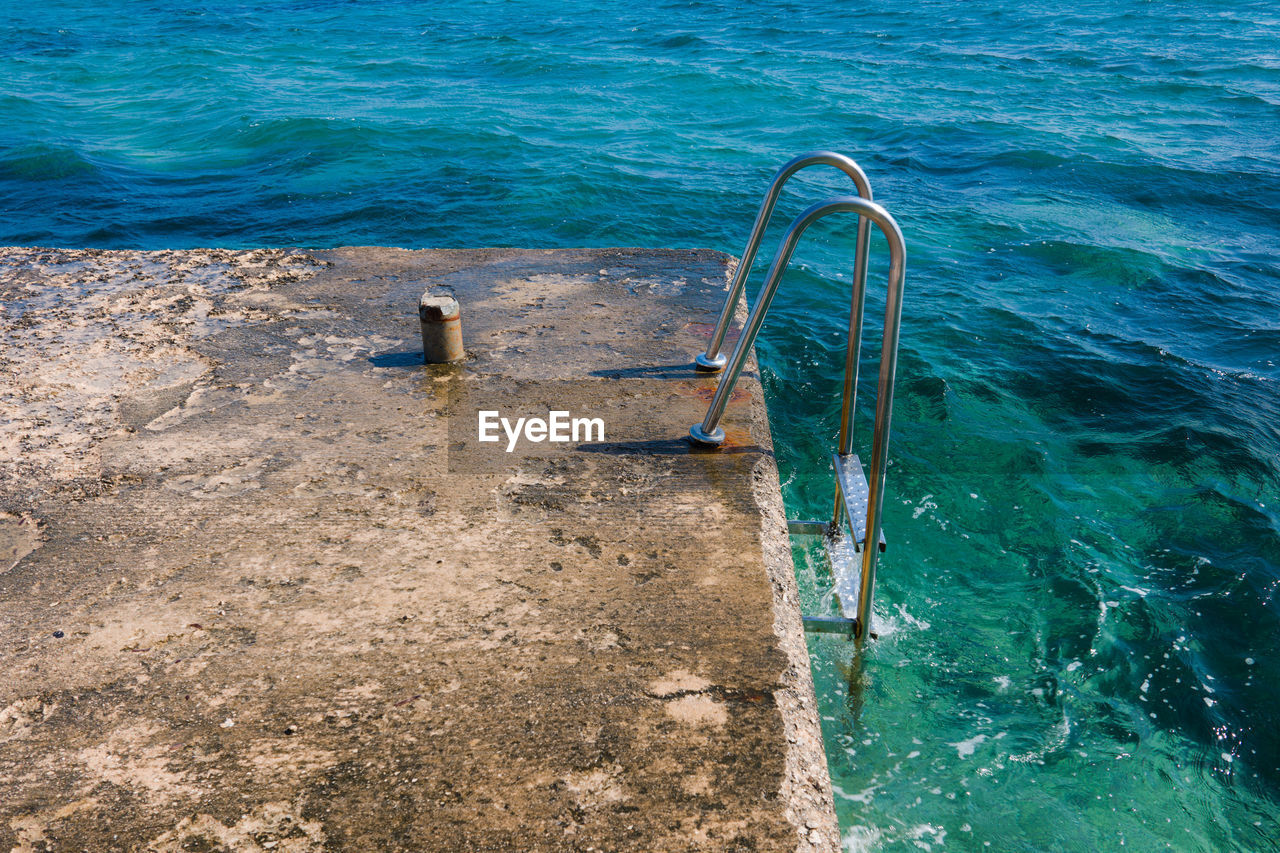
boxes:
[833,452,887,553]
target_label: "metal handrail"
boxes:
[695,152,873,372]
[689,195,906,640]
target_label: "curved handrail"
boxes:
[695,152,873,372]
[689,195,906,639]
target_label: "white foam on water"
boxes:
[842,825,884,852]
[912,494,936,519]
[905,823,947,851]
[950,734,987,758]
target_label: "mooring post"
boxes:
[419,293,464,363]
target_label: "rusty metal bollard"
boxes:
[419,293,464,363]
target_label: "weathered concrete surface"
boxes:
[0,247,838,852]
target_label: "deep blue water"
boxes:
[3,0,1279,849]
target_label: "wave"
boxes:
[0,143,101,182]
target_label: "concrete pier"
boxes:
[0,247,838,852]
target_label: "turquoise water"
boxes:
[4,0,1278,848]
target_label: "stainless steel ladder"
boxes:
[688,152,906,643]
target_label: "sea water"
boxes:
[3,1,1277,849]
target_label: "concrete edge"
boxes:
[724,249,840,853]
[752,451,841,853]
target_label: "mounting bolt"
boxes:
[687,423,725,447]
[694,351,727,372]
[419,293,464,363]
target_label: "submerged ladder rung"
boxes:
[786,519,829,536]
[801,615,857,636]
